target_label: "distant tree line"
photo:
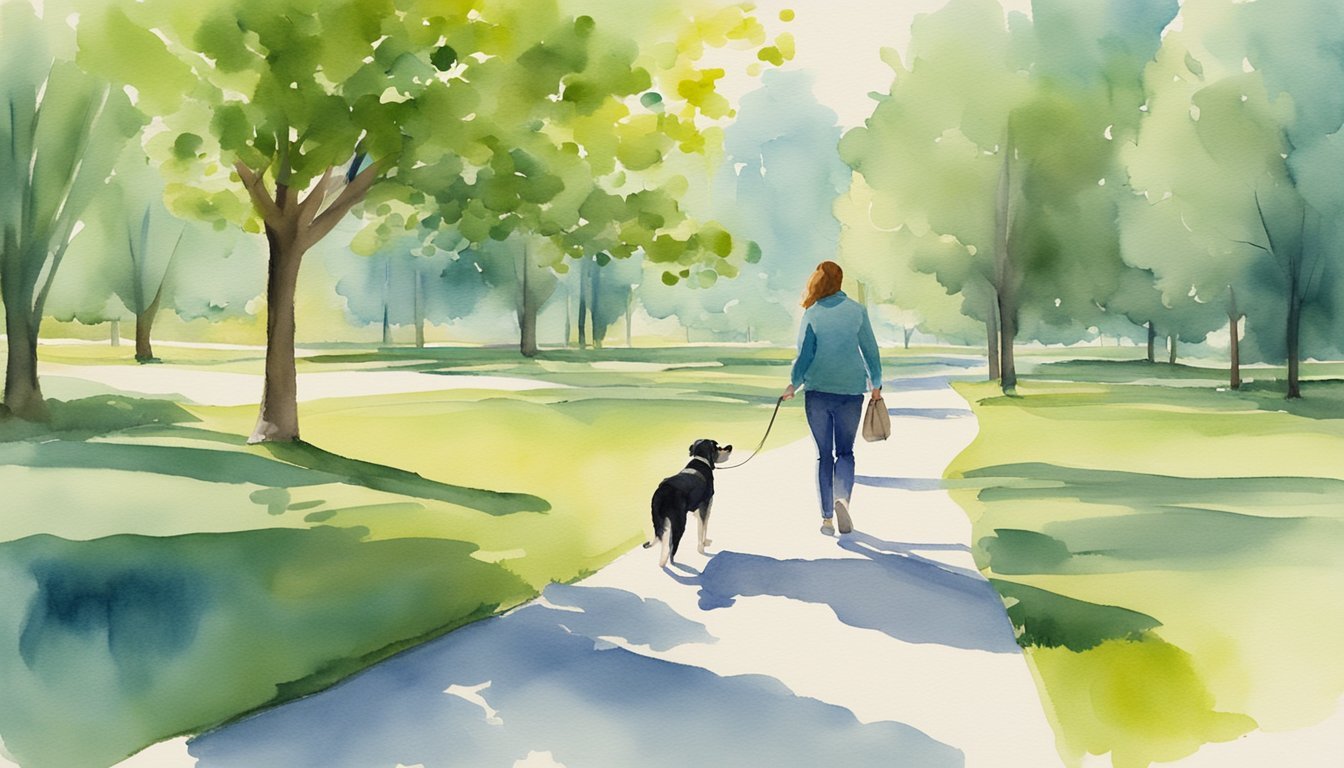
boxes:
[840,0,1344,398]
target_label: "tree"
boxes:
[1122,0,1297,387]
[702,69,851,343]
[842,0,1177,393]
[328,211,491,348]
[83,0,679,438]
[48,145,262,362]
[1240,0,1344,397]
[0,2,143,420]
[550,0,789,351]
[839,0,1033,388]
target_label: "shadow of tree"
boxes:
[263,441,550,515]
[0,395,549,516]
[184,582,962,768]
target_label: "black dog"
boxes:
[643,439,732,567]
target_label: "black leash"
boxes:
[718,396,785,470]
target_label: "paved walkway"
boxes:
[37,362,563,406]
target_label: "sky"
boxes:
[720,0,1035,128]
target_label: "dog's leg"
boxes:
[697,500,713,553]
[658,526,671,568]
[670,513,687,564]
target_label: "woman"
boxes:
[782,261,882,534]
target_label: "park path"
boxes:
[37,361,562,405]
[115,368,1062,768]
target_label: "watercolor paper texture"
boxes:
[1,1,1341,767]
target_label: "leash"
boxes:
[718,396,785,470]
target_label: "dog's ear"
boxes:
[688,442,697,455]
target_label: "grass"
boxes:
[0,343,826,768]
[947,371,1344,768]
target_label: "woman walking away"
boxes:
[782,261,883,535]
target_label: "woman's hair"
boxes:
[802,261,844,308]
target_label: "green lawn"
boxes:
[1,344,825,768]
[947,368,1344,768]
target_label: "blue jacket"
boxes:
[790,291,883,395]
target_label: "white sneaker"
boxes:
[820,517,835,534]
[834,499,853,534]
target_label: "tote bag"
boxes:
[862,394,890,442]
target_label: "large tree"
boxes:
[1122,0,1311,389]
[839,0,1033,387]
[1239,0,1344,397]
[842,0,1177,393]
[0,3,143,420]
[82,0,687,439]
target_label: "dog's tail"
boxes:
[645,487,671,548]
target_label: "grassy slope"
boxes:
[2,345,818,768]
[947,364,1344,768]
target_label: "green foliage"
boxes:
[990,578,1161,651]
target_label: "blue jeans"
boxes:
[804,390,863,518]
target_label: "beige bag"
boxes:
[862,394,890,442]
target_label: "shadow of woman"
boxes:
[691,541,1019,654]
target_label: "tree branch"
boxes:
[30,224,79,329]
[1253,191,1292,277]
[234,161,283,226]
[297,168,336,228]
[301,160,385,251]
[1230,238,1271,254]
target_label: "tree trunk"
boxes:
[992,136,1013,391]
[564,286,572,349]
[381,258,392,346]
[2,301,47,421]
[986,309,1001,383]
[135,308,157,362]
[1146,322,1155,363]
[1168,335,1178,366]
[903,326,914,349]
[518,246,538,358]
[250,232,305,443]
[110,318,121,347]
[625,288,634,348]
[589,256,603,350]
[577,260,589,350]
[135,281,165,363]
[1286,296,1302,399]
[413,270,425,348]
[237,156,383,443]
[999,294,1018,395]
[1228,287,1240,390]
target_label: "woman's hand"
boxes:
[782,384,797,401]
[870,387,882,401]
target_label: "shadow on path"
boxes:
[694,538,1018,654]
[854,475,948,492]
[187,583,962,768]
[886,407,973,420]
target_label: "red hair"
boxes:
[802,261,843,308]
